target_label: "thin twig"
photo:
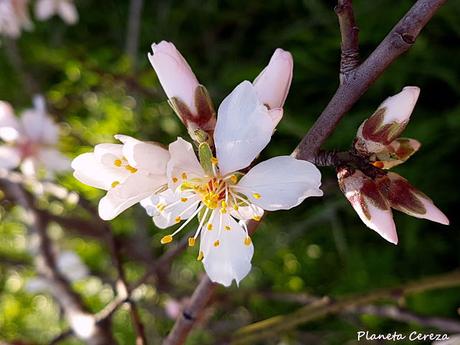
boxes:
[125,0,144,69]
[349,305,460,333]
[231,270,460,344]
[335,0,360,81]
[294,0,447,162]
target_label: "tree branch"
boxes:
[125,0,144,69]
[293,0,447,162]
[231,270,460,344]
[335,0,360,80]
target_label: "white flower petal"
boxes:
[141,189,199,229]
[237,156,323,211]
[0,146,20,170]
[20,109,58,145]
[214,81,276,175]
[379,86,420,125]
[72,152,127,190]
[35,0,56,20]
[98,173,167,220]
[200,213,253,287]
[57,1,78,25]
[20,157,38,176]
[0,101,21,142]
[167,137,204,188]
[38,148,70,172]
[57,251,88,282]
[115,134,169,174]
[230,204,264,221]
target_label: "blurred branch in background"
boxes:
[125,0,144,70]
[230,270,460,344]
[0,174,115,345]
[163,0,448,344]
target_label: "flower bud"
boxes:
[337,166,398,244]
[382,172,449,225]
[253,48,293,127]
[148,41,216,141]
[356,86,420,154]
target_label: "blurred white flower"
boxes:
[0,96,70,177]
[35,0,78,25]
[0,0,32,38]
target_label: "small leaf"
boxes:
[198,142,214,176]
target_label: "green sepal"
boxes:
[198,142,214,176]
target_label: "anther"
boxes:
[125,165,138,173]
[244,237,252,246]
[114,159,122,167]
[197,251,204,261]
[252,215,261,221]
[213,240,220,247]
[160,235,173,244]
[188,237,195,247]
[175,216,182,223]
[372,161,384,169]
[233,205,239,211]
[211,157,218,165]
[225,225,231,231]
[111,181,120,188]
[207,223,213,231]
[253,193,261,199]
[181,172,188,179]
[230,175,238,184]
[172,177,178,183]
[181,197,188,203]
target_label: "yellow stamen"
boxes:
[181,172,188,180]
[160,235,173,244]
[111,181,120,188]
[221,200,227,208]
[188,237,195,247]
[197,251,204,261]
[125,165,138,173]
[156,203,166,212]
[172,177,178,183]
[181,197,188,203]
[175,216,182,223]
[252,215,261,221]
[230,175,238,184]
[207,223,213,231]
[220,208,227,214]
[253,193,261,199]
[211,157,219,165]
[244,237,252,246]
[213,240,220,247]
[114,159,122,167]
[225,225,231,231]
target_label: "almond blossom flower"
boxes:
[35,0,78,25]
[141,81,322,286]
[0,0,32,38]
[338,87,449,244]
[0,97,69,176]
[71,134,170,220]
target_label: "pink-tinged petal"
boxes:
[20,101,59,145]
[148,41,199,112]
[35,0,55,20]
[167,137,204,189]
[214,81,275,175]
[356,87,420,151]
[237,156,322,211]
[57,1,78,25]
[268,108,284,127]
[338,168,398,244]
[98,172,167,220]
[231,204,264,221]
[200,212,253,287]
[253,48,293,109]
[384,172,449,225]
[115,134,169,175]
[0,101,21,142]
[38,148,70,172]
[0,146,20,170]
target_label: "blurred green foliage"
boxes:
[1,0,460,344]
